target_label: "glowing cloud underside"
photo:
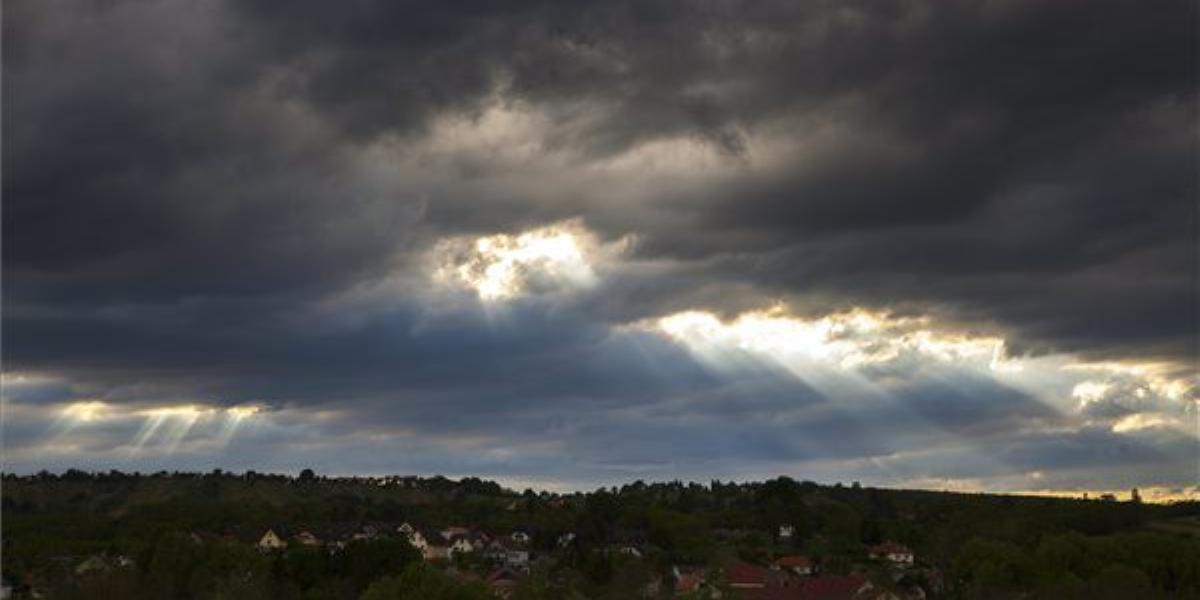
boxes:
[655,308,1011,373]
[49,401,261,456]
[648,307,1198,436]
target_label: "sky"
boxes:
[2,0,1197,499]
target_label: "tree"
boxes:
[299,469,316,483]
[338,538,421,593]
[646,508,714,563]
[359,563,491,600]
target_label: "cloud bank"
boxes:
[3,0,1196,497]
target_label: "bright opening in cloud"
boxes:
[61,401,109,423]
[431,220,610,301]
[40,400,265,457]
[651,307,1012,374]
[1072,381,1112,404]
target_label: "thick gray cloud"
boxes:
[2,0,1196,494]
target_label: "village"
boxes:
[7,471,1185,599]
[52,517,932,600]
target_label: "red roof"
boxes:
[797,575,870,600]
[869,541,912,556]
[676,572,705,592]
[726,561,771,586]
[776,555,812,569]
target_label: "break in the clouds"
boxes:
[3,0,1197,498]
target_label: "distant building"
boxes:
[257,528,288,551]
[726,561,771,590]
[441,526,470,539]
[486,568,522,598]
[423,544,451,561]
[674,566,707,595]
[414,528,451,560]
[487,538,530,569]
[868,542,914,566]
[405,528,431,552]
[294,531,321,547]
[775,555,814,576]
[778,524,795,540]
[448,535,476,556]
[75,555,110,575]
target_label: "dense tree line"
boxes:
[2,471,1197,598]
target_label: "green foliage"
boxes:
[955,531,1200,599]
[339,538,423,592]
[359,563,492,600]
[645,508,714,564]
[3,471,1198,599]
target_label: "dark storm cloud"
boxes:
[2,0,1195,489]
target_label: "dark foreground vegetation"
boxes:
[2,470,1198,599]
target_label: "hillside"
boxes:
[3,471,1198,599]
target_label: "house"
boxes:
[725,561,816,599]
[510,530,531,544]
[869,542,914,567]
[557,532,576,548]
[257,528,288,551]
[412,528,451,560]
[404,528,431,552]
[779,524,795,540]
[674,566,707,594]
[464,531,491,551]
[294,531,322,547]
[486,568,522,598]
[441,526,470,539]
[397,522,416,536]
[75,555,111,575]
[487,538,530,569]
[423,544,451,561]
[775,555,814,576]
[448,535,476,556]
[726,561,771,590]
